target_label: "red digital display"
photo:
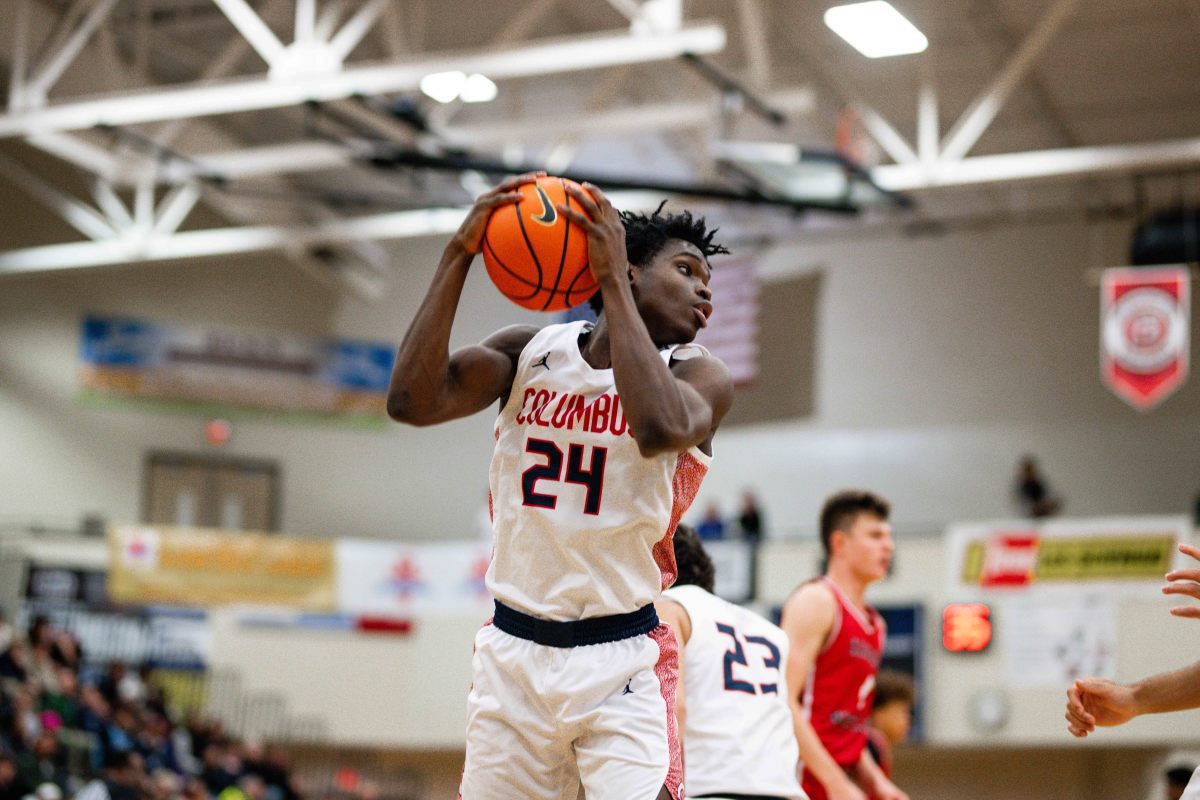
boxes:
[942,603,992,652]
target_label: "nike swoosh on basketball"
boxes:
[531,185,558,226]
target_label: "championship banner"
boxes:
[80,315,396,424]
[335,540,494,617]
[946,516,1188,596]
[1100,266,1190,410]
[108,524,336,610]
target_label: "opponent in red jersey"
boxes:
[780,491,907,800]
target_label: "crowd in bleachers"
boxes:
[0,613,301,800]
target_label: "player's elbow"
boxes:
[386,391,435,426]
[631,424,679,458]
[632,418,705,458]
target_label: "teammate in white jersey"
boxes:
[656,524,807,800]
[388,173,733,800]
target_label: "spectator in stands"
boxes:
[138,713,182,776]
[116,668,149,708]
[737,490,764,544]
[202,743,240,795]
[695,503,726,541]
[0,612,320,800]
[98,665,128,710]
[75,750,146,800]
[182,776,208,800]
[10,688,41,750]
[103,706,138,760]
[0,751,28,800]
[149,768,183,800]
[16,730,70,796]
[25,622,50,656]
[26,781,62,800]
[39,668,79,729]
[220,773,266,800]
[865,671,916,780]
[76,685,110,739]
[259,745,300,800]
[1014,455,1062,518]
[0,611,12,657]
[0,638,26,685]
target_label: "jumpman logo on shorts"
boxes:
[622,678,634,695]
[533,352,551,371]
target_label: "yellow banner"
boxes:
[960,534,1177,584]
[107,524,335,610]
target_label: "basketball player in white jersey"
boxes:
[655,524,807,800]
[388,172,733,800]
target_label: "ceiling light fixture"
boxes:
[419,71,467,103]
[823,1,928,58]
[459,74,498,104]
[419,71,497,104]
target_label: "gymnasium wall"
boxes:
[3,193,1200,543]
[756,535,1200,748]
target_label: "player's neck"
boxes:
[824,564,870,607]
[578,317,613,370]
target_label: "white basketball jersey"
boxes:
[661,584,806,800]
[487,320,712,620]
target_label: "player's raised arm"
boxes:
[387,173,543,426]
[781,583,867,800]
[556,183,733,457]
[1164,543,1200,618]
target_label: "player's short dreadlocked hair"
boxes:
[671,523,716,594]
[588,201,730,314]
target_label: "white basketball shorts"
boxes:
[458,621,683,800]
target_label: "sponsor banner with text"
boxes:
[80,314,395,423]
[108,524,336,610]
[947,516,1187,595]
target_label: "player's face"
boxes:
[632,239,713,345]
[837,513,894,582]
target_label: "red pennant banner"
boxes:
[1101,266,1190,410]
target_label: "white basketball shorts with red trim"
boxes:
[458,621,683,800]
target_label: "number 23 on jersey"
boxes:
[717,622,781,695]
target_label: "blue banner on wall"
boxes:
[79,314,395,424]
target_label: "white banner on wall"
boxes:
[706,540,754,602]
[999,590,1117,688]
[335,540,494,617]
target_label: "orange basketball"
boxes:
[482,176,595,312]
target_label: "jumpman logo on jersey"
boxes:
[622,678,634,695]
[532,352,552,371]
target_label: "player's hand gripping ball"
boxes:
[482,176,596,312]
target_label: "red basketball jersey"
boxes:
[802,577,886,768]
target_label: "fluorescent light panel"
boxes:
[823,1,927,58]
[420,71,497,103]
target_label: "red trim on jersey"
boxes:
[804,579,885,769]
[649,623,685,800]
[655,450,709,589]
